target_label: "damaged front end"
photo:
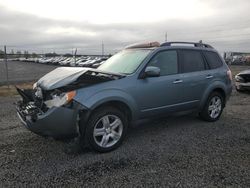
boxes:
[16,87,81,138]
[16,67,124,138]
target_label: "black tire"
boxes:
[199,91,225,122]
[81,106,128,153]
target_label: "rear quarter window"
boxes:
[203,51,223,69]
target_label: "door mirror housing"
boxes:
[143,66,160,78]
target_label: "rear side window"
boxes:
[147,50,178,76]
[179,50,206,73]
[203,51,223,69]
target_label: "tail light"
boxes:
[227,70,232,81]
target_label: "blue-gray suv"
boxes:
[16,41,233,152]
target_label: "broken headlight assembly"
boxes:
[235,75,244,82]
[44,91,76,108]
[33,82,37,89]
[32,82,43,99]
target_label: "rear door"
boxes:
[177,49,209,108]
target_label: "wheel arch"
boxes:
[212,88,226,104]
[200,83,227,110]
[91,100,133,122]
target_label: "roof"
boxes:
[124,41,214,50]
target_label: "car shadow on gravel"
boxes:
[61,113,201,155]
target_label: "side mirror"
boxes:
[143,66,160,78]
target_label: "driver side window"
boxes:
[147,50,178,76]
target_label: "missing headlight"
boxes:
[34,87,43,99]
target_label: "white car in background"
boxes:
[59,58,72,66]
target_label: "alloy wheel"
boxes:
[93,115,123,148]
[208,96,222,119]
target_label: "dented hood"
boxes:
[238,69,250,75]
[37,67,124,90]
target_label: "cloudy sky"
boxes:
[0,0,250,54]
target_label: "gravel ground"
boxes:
[0,61,58,85]
[0,66,249,187]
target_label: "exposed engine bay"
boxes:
[16,67,125,125]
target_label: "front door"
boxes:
[134,50,184,118]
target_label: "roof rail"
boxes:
[160,41,213,49]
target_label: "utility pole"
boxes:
[74,48,77,66]
[102,41,104,56]
[165,32,168,42]
[4,45,9,88]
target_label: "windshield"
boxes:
[98,49,151,74]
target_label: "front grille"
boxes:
[17,101,42,121]
[241,74,250,82]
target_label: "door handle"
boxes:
[173,79,183,84]
[206,75,213,79]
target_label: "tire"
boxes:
[199,91,225,122]
[81,106,128,153]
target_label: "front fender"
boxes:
[74,89,139,120]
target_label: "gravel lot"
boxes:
[0,61,58,85]
[0,65,249,187]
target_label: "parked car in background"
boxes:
[51,57,65,65]
[232,55,245,65]
[92,60,106,68]
[75,58,88,66]
[59,57,72,66]
[16,41,233,153]
[235,69,250,91]
[38,57,48,64]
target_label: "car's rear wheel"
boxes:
[83,107,128,152]
[199,91,224,122]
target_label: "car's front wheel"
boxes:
[199,91,224,122]
[83,107,128,152]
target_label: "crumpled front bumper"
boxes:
[235,81,250,91]
[16,100,80,138]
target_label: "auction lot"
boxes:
[0,65,249,187]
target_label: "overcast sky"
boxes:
[0,0,250,54]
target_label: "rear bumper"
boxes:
[16,101,80,138]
